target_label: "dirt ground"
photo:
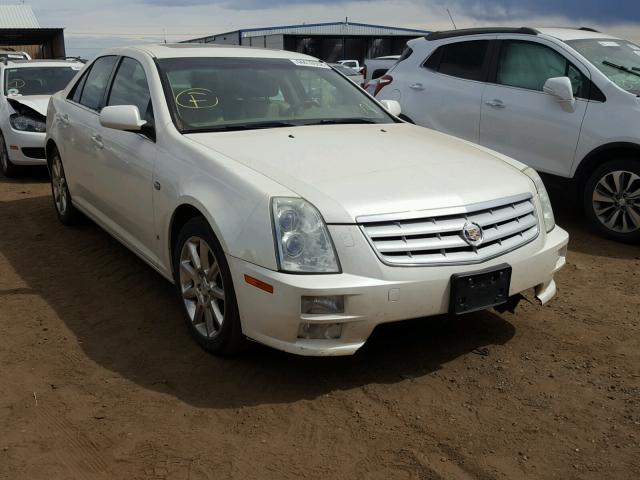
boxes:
[0,169,638,480]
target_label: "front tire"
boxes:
[583,158,640,243]
[0,132,20,177]
[50,150,82,225]
[173,217,247,355]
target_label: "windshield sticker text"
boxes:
[598,41,620,47]
[289,59,331,69]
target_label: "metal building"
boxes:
[186,21,430,63]
[0,5,66,59]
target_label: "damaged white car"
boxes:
[0,59,83,176]
[45,45,568,356]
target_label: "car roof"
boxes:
[105,43,319,61]
[421,27,620,43]
[1,60,83,68]
[535,27,620,41]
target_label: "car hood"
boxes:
[187,123,535,223]
[7,95,50,117]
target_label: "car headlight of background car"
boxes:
[272,197,340,273]
[10,114,46,133]
[523,167,555,233]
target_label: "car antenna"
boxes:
[446,9,457,29]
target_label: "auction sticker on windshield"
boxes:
[290,59,331,69]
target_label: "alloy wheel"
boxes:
[51,155,68,215]
[179,236,226,340]
[592,170,640,233]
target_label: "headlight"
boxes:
[10,114,46,133]
[271,197,340,273]
[523,167,555,232]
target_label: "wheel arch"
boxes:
[169,202,210,273]
[574,142,640,191]
[45,138,59,170]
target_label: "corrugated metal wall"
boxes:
[0,5,40,28]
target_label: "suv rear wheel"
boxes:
[584,158,640,243]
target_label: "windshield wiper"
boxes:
[304,118,380,126]
[183,121,299,133]
[603,60,640,78]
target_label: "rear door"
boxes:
[479,39,589,176]
[401,38,494,143]
[62,55,118,208]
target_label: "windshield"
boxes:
[157,57,392,133]
[567,38,640,95]
[4,66,79,96]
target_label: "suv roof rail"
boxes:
[425,27,538,41]
[578,27,600,33]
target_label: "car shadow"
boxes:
[0,165,49,183]
[545,176,640,260]
[0,194,517,408]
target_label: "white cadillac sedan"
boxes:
[45,44,569,356]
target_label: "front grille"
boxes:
[21,147,45,159]
[358,194,539,266]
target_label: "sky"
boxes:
[23,0,640,58]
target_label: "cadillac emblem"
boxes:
[462,222,484,247]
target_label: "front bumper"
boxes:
[229,225,568,356]
[4,128,46,165]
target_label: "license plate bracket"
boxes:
[449,264,512,314]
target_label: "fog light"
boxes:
[297,322,343,340]
[301,295,344,315]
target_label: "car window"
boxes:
[107,57,153,122]
[424,40,490,81]
[4,66,79,96]
[78,55,117,111]
[567,38,640,95]
[497,41,587,97]
[158,57,392,133]
[69,69,90,103]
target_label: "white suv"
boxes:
[376,27,640,243]
[45,44,567,356]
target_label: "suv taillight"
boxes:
[373,74,393,97]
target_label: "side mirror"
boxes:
[99,105,147,131]
[380,99,401,117]
[543,77,575,106]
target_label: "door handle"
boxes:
[58,114,70,125]
[409,83,425,91]
[91,134,104,149]
[485,99,505,108]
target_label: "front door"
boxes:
[94,56,158,265]
[479,39,589,176]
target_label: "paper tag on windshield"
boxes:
[290,59,330,69]
[598,41,620,47]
